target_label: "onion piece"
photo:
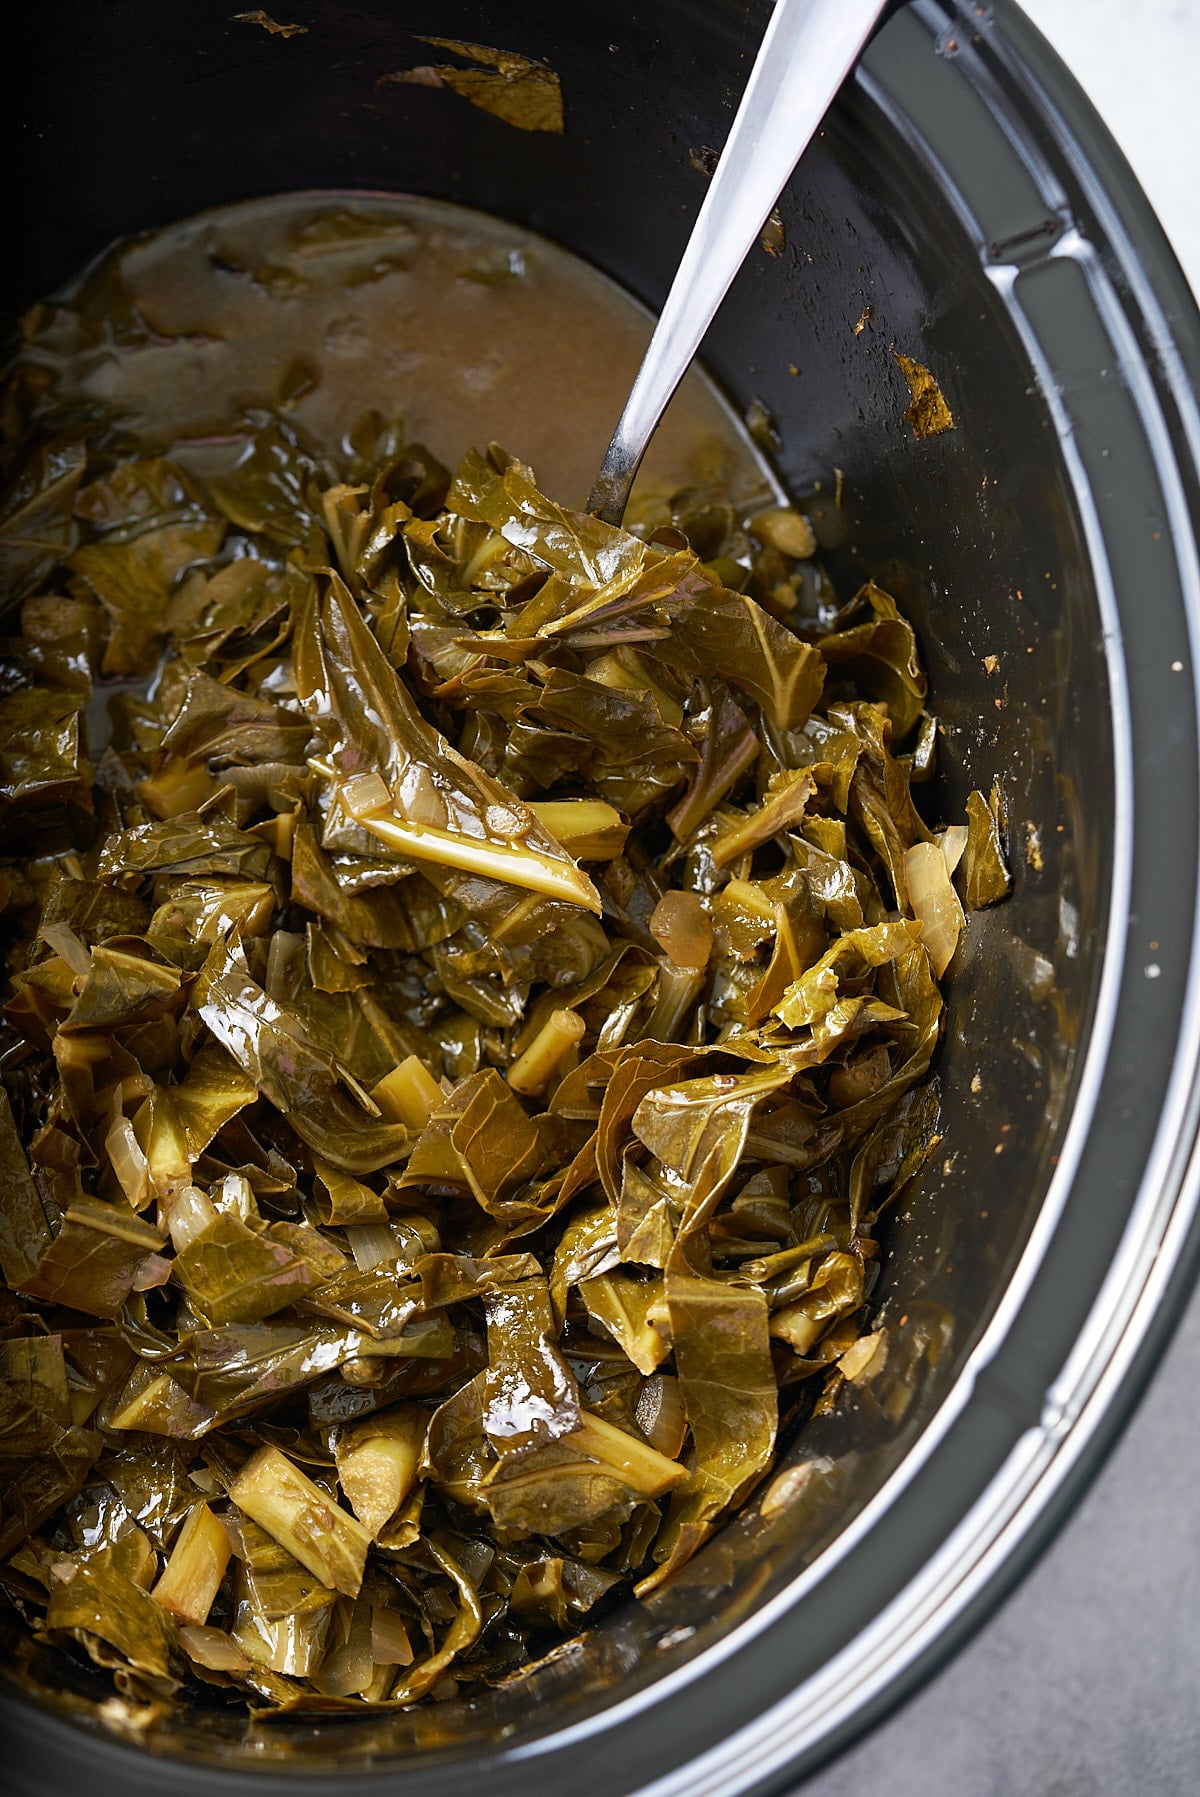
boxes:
[347,1221,403,1272]
[903,840,966,977]
[213,1171,255,1222]
[339,770,392,818]
[105,1115,151,1210]
[164,1184,218,1252]
[938,823,969,876]
[131,1253,173,1291]
[178,1625,251,1675]
[371,1605,415,1667]
[312,1595,376,1697]
[634,1373,688,1459]
[648,890,713,969]
[749,505,817,559]
[39,921,92,978]
[838,1329,887,1385]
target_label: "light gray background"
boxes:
[805,3,1200,1792]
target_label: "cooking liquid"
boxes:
[37,190,773,514]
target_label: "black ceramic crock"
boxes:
[3,3,1200,1793]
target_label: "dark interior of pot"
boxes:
[1,0,1113,1778]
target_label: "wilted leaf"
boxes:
[173,1212,327,1323]
[0,280,987,1719]
[482,1277,579,1453]
[0,1334,74,1456]
[0,687,91,855]
[72,518,226,676]
[197,940,411,1173]
[817,582,927,738]
[44,1550,179,1684]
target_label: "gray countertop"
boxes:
[805,4,1200,1791]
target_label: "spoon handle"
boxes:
[588,0,889,524]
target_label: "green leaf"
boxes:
[482,1277,579,1453]
[174,1212,327,1324]
[17,1196,162,1320]
[449,450,637,588]
[0,1334,74,1456]
[578,1271,669,1375]
[656,582,825,731]
[157,666,312,769]
[0,1090,54,1288]
[98,814,274,882]
[0,687,91,856]
[295,570,601,912]
[62,942,184,1033]
[518,666,697,815]
[666,1270,776,1504]
[197,940,412,1174]
[816,581,927,738]
[630,1062,792,1234]
[772,922,921,1031]
[0,1423,102,1558]
[44,1548,179,1684]
[299,1263,421,1339]
[71,517,226,676]
[199,411,320,547]
[386,1534,484,1705]
[666,680,758,840]
[0,437,87,601]
[390,38,564,135]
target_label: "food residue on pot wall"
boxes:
[232,10,307,39]
[894,352,956,439]
[380,39,564,134]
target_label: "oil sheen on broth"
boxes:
[50,191,772,513]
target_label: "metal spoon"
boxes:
[588,0,889,525]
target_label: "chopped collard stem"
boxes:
[0,398,1008,1723]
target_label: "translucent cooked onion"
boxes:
[648,889,713,969]
[104,1115,151,1209]
[370,1605,415,1667]
[40,921,92,978]
[177,1625,251,1674]
[347,1221,404,1272]
[904,840,966,977]
[634,1372,688,1460]
[163,1184,218,1252]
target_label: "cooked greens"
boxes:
[0,352,1007,1728]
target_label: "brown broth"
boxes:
[49,190,773,513]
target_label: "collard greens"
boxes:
[0,380,1007,1725]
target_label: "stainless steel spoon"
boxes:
[587,0,890,524]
